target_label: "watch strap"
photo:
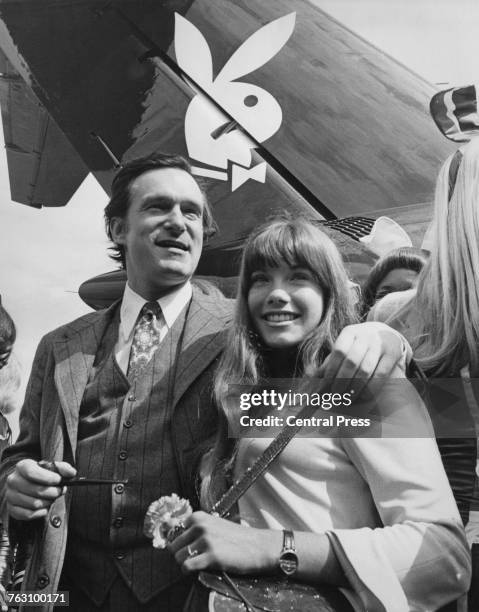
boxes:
[279,529,298,576]
[282,529,295,553]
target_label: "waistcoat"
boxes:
[63,304,189,605]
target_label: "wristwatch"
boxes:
[278,529,299,576]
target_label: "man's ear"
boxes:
[110,217,127,245]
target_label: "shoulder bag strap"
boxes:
[211,396,320,518]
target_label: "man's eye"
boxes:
[184,209,201,219]
[147,203,167,212]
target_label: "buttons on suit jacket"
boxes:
[50,515,62,528]
[36,574,49,589]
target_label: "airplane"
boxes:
[0,0,455,308]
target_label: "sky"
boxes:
[316,0,479,86]
[1,0,479,434]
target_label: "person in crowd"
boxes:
[169,217,470,612]
[360,246,428,319]
[0,355,19,450]
[370,137,479,610]
[0,303,15,372]
[0,302,20,612]
[0,153,411,612]
[0,301,16,447]
[0,356,20,596]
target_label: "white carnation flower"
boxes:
[144,494,192,549]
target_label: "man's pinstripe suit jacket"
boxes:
[0,285,232,611]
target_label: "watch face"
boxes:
[279,551,298,576]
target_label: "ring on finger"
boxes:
[187,544,199,558]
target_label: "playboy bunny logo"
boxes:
[174,12,296,191]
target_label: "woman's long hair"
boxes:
[201,217,357,509]
[402,139,479,375]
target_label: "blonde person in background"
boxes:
[370,135,479,610]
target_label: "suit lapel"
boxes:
[172,290,231,408]
[52,303,119,455]
[50,288,230,452]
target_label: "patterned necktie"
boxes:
[127,301,162,381]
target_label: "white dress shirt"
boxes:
[115,282,192,374]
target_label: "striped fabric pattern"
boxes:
[64,304,189,605]
[319,217,376,241]
[430,84,479,142]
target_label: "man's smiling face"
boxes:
[111,167,205,299]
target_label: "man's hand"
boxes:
[318,322,408,392]
[6,459,76,521]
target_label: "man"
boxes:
[0,153,406,611]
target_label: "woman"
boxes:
[379,139,479,376]
[360,246,428,319]
[370,138,479,609]
[169,218,469,611]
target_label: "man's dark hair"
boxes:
[0,302,16,369]
[104,153,217,268]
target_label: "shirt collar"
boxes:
[119,281,192,342]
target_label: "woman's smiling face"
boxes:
[247,262,325,349]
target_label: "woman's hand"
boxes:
[167,511,282,574]
[168,515,347,586]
